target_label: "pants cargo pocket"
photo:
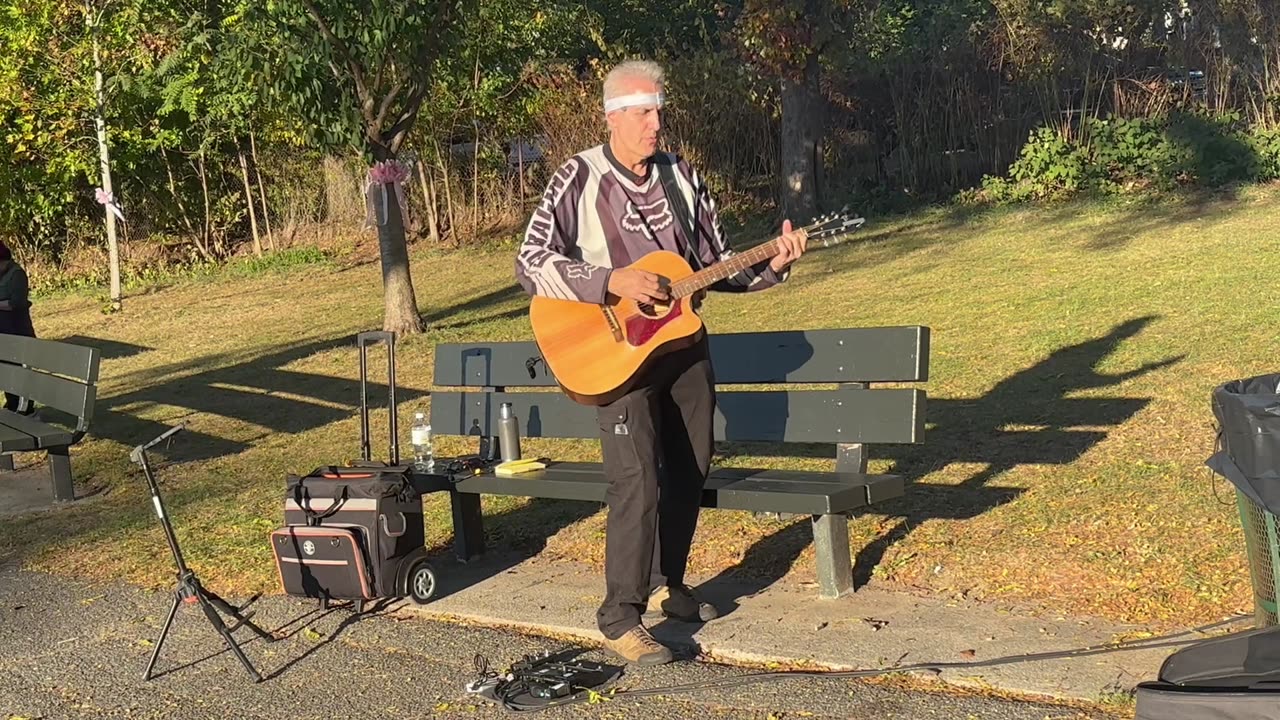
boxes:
[598,405,639,469]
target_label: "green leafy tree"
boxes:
[242,0,468,334]
[0,0,160,307]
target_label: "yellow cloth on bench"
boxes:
[494,458,546,477]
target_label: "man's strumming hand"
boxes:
[608,268,670,304]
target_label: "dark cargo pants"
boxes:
[595,335,716,640]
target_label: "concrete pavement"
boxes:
[0,562,1119,719]
[408,552,1250,706]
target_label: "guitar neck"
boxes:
[672,236,782,298]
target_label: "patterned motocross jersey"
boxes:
[515,145,785,303]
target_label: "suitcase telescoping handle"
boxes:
[356,331,399,465]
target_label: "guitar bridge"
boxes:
[600,305,623,342]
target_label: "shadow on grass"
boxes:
[0,258,1188,628]
[0,283,531,570]
[652,314,1185,630]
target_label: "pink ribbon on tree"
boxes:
[363,159,410,229]
[95,187,125,222]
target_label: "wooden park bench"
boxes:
[430,326,929,599]
[0,336,101,502]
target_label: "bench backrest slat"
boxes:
[0,363,96,421]
[429,388,924,445]
[433,327,929,388]
[0,335,100,384]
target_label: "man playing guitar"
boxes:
[515,59,807,665]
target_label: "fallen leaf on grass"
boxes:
[302,627,325,642]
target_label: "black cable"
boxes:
[476,613,1252,713]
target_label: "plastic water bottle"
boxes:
[410,411,434,473]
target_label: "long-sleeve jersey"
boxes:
[515,144,786,303]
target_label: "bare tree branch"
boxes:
[299,0,373,122]
[374,76,406,133]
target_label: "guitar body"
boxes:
[529,250,704,406]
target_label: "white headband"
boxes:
[604,91,665,113]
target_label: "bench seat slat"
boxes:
[0,411,74,448]
[453,462,905,515]
[0,422,36,452]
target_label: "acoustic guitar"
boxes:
[529,211,866,405]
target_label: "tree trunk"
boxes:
[197,150,214,256]
[89,2,121,313]
[472,132,480,235]
[163,150,208,258]
[249,129,274,250]
[779,52,823,222]
[518,141,526,205]
[417,158,440,244]
[372,180,424,334]
[441,159,457,247]
[238,148,263,256]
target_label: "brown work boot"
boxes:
[602,624,674,666]
[648,584,718,622]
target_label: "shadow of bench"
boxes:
[431,326,930,599]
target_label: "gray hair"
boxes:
[603,60,665,105]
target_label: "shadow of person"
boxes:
[652,315,1183,646]
[851,314,1185,587]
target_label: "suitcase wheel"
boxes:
[407,559,437,605]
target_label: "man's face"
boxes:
[606,76,663,161]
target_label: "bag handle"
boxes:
[321,468,375,479]
[379,512,407,538]
[293,483,349,526]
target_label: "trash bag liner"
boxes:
[1134,625,1280,720]
[1208,374,1280,516]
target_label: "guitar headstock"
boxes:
[800,207,866,248]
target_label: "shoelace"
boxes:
[633,628,664,651]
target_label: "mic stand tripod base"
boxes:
[132,423,277,683]
[143,569,278,683]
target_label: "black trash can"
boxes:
[1207,374,1280,627]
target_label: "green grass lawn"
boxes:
[3,187,1276,629]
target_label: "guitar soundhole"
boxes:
[625,299,683,347]
[636,301,671,319]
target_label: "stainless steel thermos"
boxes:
[498,402,521,462]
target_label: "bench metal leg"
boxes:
[817,414,867,599]
[451,492,485,562]
[812,513,853,599]
[48,446,74,502]
[0,454,12,472]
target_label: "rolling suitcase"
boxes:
[271,331,437,612]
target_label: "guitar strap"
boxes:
[656,156,701,269]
